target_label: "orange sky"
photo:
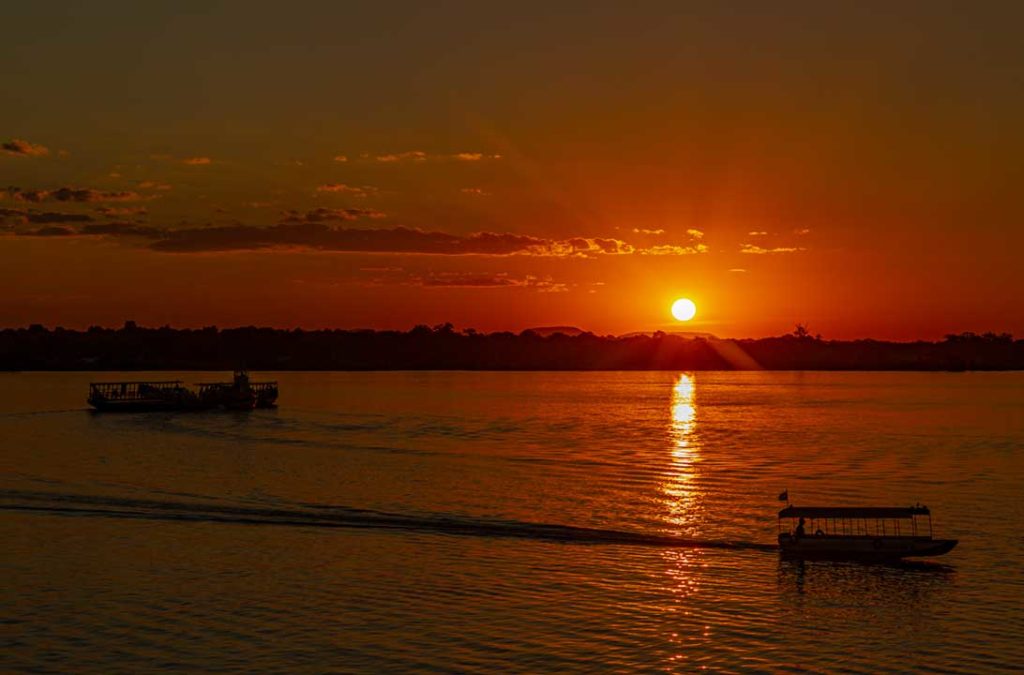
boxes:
[2,3,1022,339]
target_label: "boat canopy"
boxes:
[778,506,929,519]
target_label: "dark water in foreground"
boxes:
[2,371,1022,672]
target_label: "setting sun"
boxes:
[671,298,697,322]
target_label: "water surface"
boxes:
[3,371,1022,671]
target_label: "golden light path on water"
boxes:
[662,372,702,534]
[661,372,705,665]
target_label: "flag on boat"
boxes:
[778,489,788,502]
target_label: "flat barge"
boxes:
[88,370,277,412]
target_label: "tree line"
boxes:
[1,323,1021,371]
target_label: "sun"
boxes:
[671,298,697,322]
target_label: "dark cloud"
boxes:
[7,187,147,203]
[22,225,77,237]
[146,224,705,256]
[3,215,707,258]
[147,224,557,254]
[96,206,148,217]
[2,139,49,157]
[281,207,386,223]
[79,222,165,237]
[0,207,93,224]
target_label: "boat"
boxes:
[777,504,957,560]
[196,371,279,410]
[88,371,278,412]
[87,380,201,412]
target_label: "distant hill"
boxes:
[619,330,718,339]
[522,326,586,337]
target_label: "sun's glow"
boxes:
[671,298,697,322]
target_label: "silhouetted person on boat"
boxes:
[795,517,806,540]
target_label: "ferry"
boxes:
[778,504,957,560]
[88,371,278,412]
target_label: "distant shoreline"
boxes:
[2,325,1021,372]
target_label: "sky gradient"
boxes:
[3,2,1022,339]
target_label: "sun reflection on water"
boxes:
[662,372,703,535]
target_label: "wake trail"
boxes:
[0,489,778,552]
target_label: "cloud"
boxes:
[373,151,501,163]
[332,155,348,162]
[740,243,803,254]
[376,151,428,163]
[96,206,147,217]
[363,269,568,292]
[21,225,77,237]
[794,228,811,235]
[0,207,93,225]
[729,268,748,273]
[79,222,164,237]
[461,188,490,196]
[182,157,212,165]
[417,272,568,292]
[686,228,704,239]
[6,187,147,203]
[142,225,710,256]
[4,211,709,258]
[632,228,665,235]
[137,181,173,191]
[2,139,49,157]
[280,207,386,223]
[316,183,377,197]
[641,243,708,255]
[748,231,768,236]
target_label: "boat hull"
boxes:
[88,398,201,412]
[778,533,957,560]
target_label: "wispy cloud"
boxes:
[2,139,49,157]
[641,243,708,255]
[182,156,212,165]
[363,269,568,293]
[372,151,501,163]
[316,183,378,197]
[138,181,173,191]
[740,243,803,254]
[460,188,490,196]
[748,231,768,236]
[686,228,704,239]
[632,228,665,235]
[332,155,348,162]
[375,151,427,163]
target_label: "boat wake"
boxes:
[1,489,776,552]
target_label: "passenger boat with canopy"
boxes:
[778,504,957,560]
[88,371,278,412]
